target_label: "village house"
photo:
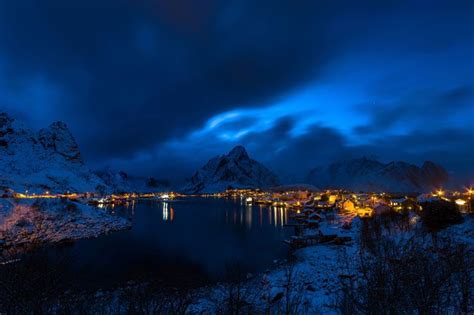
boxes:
[341,199,355,211]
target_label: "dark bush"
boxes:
[337,237,474,314]
[0,249,69,314]
[420,200,463,230]
[0,248,198,314]
[359,211,411,252]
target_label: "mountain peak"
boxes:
[421,160,439,169]
[227,145,249,160]
[0,112,108,194]
[38,120,82,163]
[421,161,449,187]
[0,112,14,129]
[184,145,279,193]
[49,121,69,131]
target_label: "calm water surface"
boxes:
[39,198,293,290]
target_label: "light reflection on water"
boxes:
[220,204,287,228]
[40,197,295,290]
[149,199,289,228]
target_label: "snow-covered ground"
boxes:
[188,211,474,314]
[187,211,360,314]
[0,199,131,247]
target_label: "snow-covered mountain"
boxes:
[183,145,280,193]
[307,157,448,193]
[0,112,106,194]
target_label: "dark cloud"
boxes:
[0,0,337,160]
[0,0,472,184]
[104,113,474,187]
[362,128,474,184]
[245,123,474,184]
[355,85,474,134]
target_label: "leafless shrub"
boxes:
[275,256,307,315]
[419,200,464,231]
[359,211,411,252]
[205,253,310,315]
[116,279,197,315]
[211,262,258,314]
[336,235,474,314]
[0,248,70,314]
[0,249,198,314]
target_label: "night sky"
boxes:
[0,1,473,184]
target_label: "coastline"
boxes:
[0,198,131,248]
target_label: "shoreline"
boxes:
[0,198,131,249]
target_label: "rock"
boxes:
[38,121,83,163]
[271,292,284,304]
[332,236,352,245]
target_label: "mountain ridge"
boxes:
[307,156,448,193]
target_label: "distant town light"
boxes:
[455,199,467,206]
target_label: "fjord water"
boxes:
[43,198,293,290]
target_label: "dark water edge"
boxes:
[2,198,293,293]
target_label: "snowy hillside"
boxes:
[183,146,280,193]
[0,112,106,194]
[0,198,130,246]
[308,157,448,193]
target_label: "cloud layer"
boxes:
[0,0,472,184]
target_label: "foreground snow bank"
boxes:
[189,213,474,314]
[0,199,131,246]
[189,212,359,314]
